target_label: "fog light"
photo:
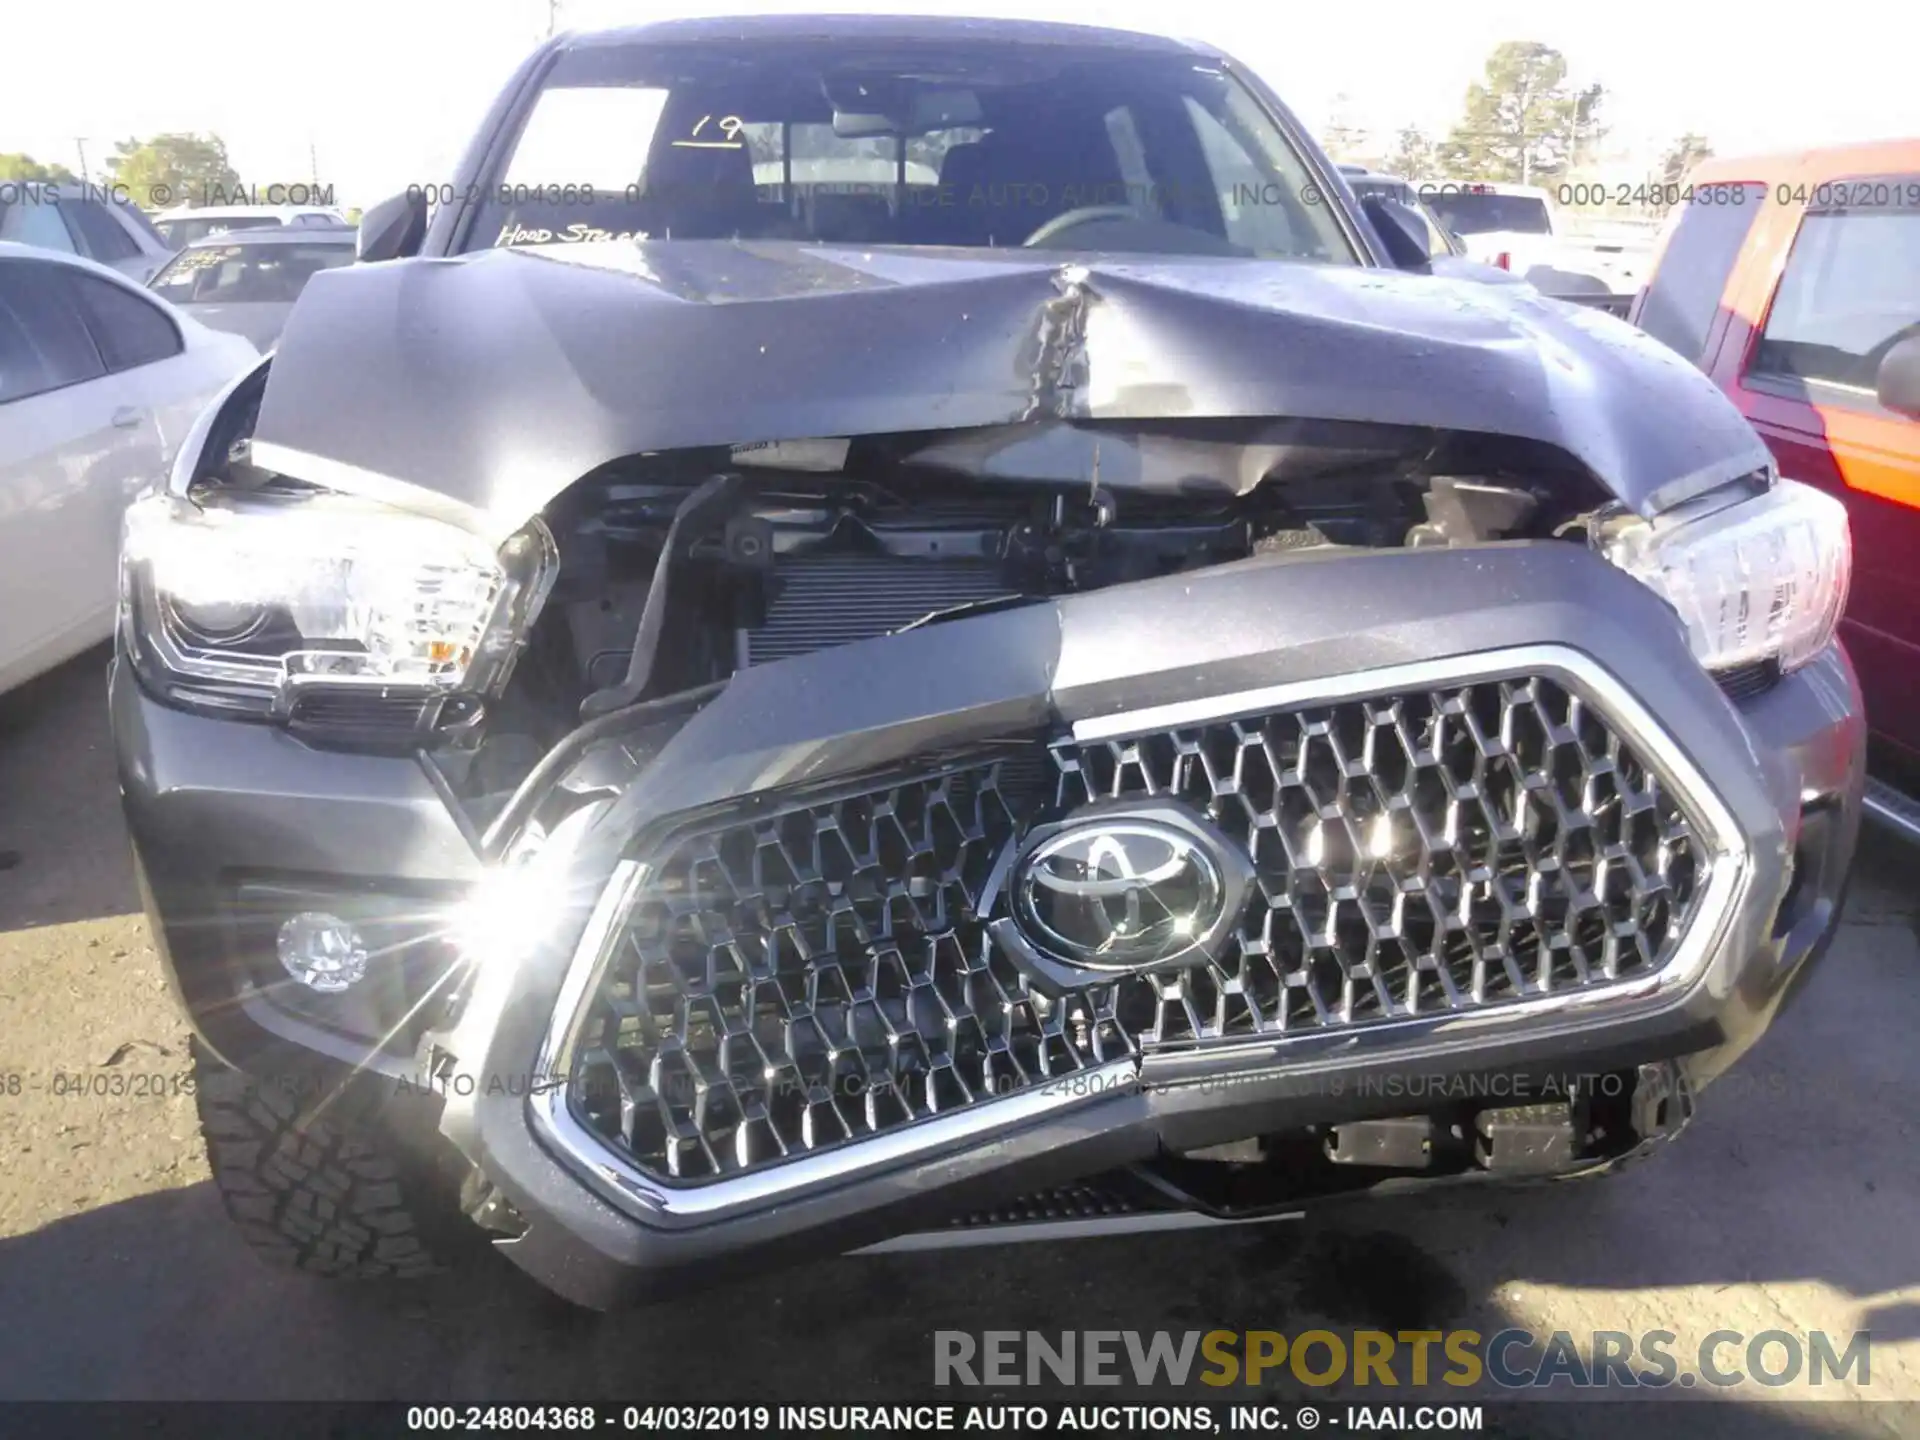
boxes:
[277,912,369,992]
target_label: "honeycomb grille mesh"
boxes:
[570,674,1707,1184]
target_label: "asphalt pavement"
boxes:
[2,647,1917,1435]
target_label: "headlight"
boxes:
[1598,478,1850,675]
[121,488,557,716]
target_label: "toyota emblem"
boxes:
[1010,809,1244,971]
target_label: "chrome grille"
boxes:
[568,671,1709,1185]
[1058,676,1703,1046]
[568,753,1094,1183]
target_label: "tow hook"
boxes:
[1632,1060,1695,1142]
[460,1170,529,1239]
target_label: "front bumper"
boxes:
[115,541,1864,1307]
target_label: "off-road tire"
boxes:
[193,1045,465,1279]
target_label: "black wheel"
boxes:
[192,1043,473,1279]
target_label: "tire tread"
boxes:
[192,1047,448,1280]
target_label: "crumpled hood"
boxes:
[251,240,1770,540]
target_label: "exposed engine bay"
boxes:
[166,356,1647,829]
[504,418,1613,752]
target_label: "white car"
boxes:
[0,244,258,694]
[1419,183,1618,297]
[151,205,351,249]
[0,182,178,283]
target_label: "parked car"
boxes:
[146,228,357,351]
[1344,172,1630,313]
[114,15,1861,1308]
[1421,181,1623,296]
[0,182,177,282]
[0,244,257,695]
[151,205,351,249]
[1629,139,1920,822]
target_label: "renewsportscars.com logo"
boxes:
[933,1328,1873,1390]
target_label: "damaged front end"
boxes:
[124,359,1683,860]
[113,252,1862,1305]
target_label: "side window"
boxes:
[68,272,183,372]
[113,198,169,248]
[0,197,80,254]
[1173,86,1351,262]
[1103,107,1162,217]
[1751,201,1920,397]
[0,288,51,404]
[63,201,142,264]
[1635,182,1765,363]
[0,263,107,402]
[1182,96,1294,252]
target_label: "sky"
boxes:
[6,0,1918,208]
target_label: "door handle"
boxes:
[110,406,144,430]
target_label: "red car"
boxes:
[1631,140,1920,823]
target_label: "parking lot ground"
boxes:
[2,650,1918,1435]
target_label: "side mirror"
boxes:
[1359,195,1433,273]
[357,190,429,263]
[1876,334,1920,419]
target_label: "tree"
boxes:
[106,134,241,208]
[1658,132,1714,186]
[1569,83,1608,170]
[1438,41,1592,184]
[1319,93,1370,162]
[1383,127,1438,181]
[1650,133,1715,216]
[0,153,78,183]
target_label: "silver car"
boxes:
[0,182,177,283]
[145,227,357,351]
[151,204,352,249]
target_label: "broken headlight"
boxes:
[120,489,557,717]
[1598,478,1851,676]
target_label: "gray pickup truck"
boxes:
[112,14,1860,1308]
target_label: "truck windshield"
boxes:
[1422,192,1551,236]
[459,39,1359,264]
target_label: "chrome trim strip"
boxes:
[540,1055,1138,1224]
[853,1209,1306,1253]
[1864,778,1920,848]
[532,644,1750,1227]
